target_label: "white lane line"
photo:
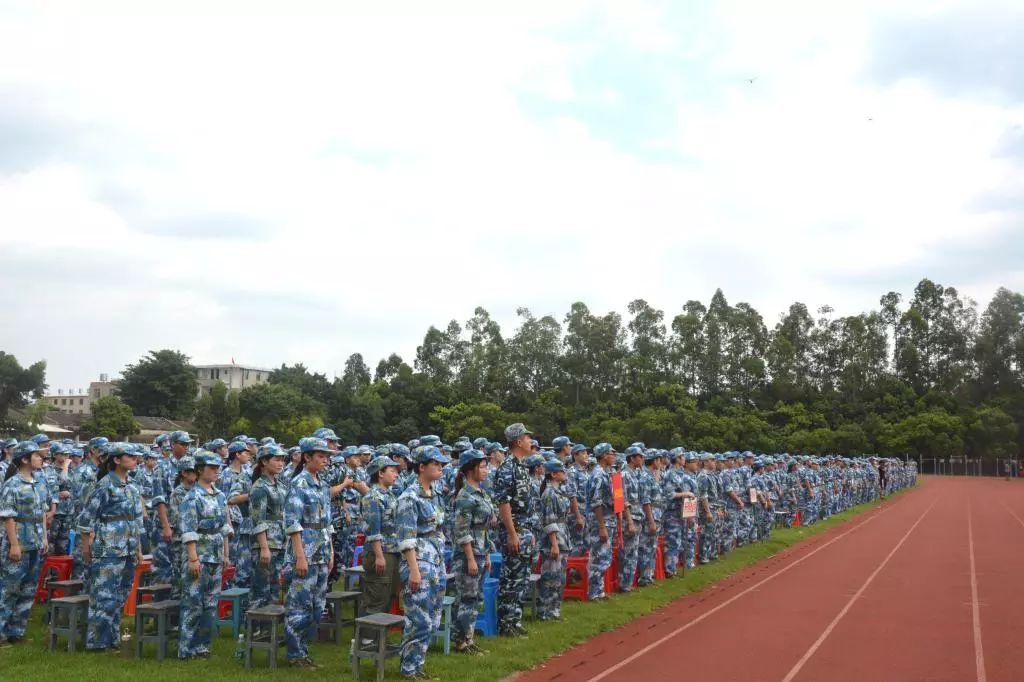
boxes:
[781,496,938,682]
[968,501,987,682]
[584,498,904,682]
[1000,501,1024,531]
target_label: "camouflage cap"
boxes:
[544,459,566,474]
[228,441,248,455]
[414,445,450,465]
[624,446,644,458]
[458,449,487,468]
[208,438,228,450]
[472,437,489,450]
[503,423,532,443]
[31,433,51,445]
[193,450,222,468]
[484,442,505,455]
[570,443,589,456]
[11,440,39,460]
[257,444,286,460]
[177,455,197,472]
[260,436,277,446]
[453,441,471,453]
[356,445,374,455]
[89,436,110,450]
[169,430,192,445]
[551,436,573,450]
[154,434,170,446]
[108,442,139,458]
[312,427,339,441]
[593,442,613,458]
[2,438,17,449]
[366,456,400,477]
[525,454,546,469]
[391,443,411,458]
[419,435,441,447]
[298,437,332,454]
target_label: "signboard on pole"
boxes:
[682,498,698,519]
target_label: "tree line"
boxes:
[2,277,1022,457]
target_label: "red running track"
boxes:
[518,477,1024,682]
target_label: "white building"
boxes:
[41,374,117,415]
[194,363,272,396]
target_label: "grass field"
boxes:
[1,493,899,681]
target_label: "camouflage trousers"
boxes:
[178,560,223,658]
[619,522,641,591]
[497,527,535,632]
[637,522,661,585]
[86,555,136,650]
[663,514,684,576]
[568,515,588,557]
[756,506,773,540]
[537,550,566,620]
[249,546,285,609]
[587,520,616,599]
[170,540,184,599]
[451,552,487,643]
[232,533,253,589]
[49,514,73,556]
[801,494,818,525]
[327,520,346,585]
[72,534,88,580]
[150,531,173,585]
[0,546,42,638]
[699,516,718,563]
[284,561,328,662]
[399,557,446,676]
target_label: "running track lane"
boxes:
[972,478,1024,681]
[783,477,975,681]
[518,482,933,682]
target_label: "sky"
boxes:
[1,0,1022,391]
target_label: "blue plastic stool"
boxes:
[68,530,77,555]
[474,578,499,637]
[348,546,364,590]
[432,595,455,654]
[217,587,250,638]
[489,553,502,579]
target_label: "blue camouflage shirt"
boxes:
[396,481,446,567]
[361,484,400,554]
[284,470,333,564]
[78,473,144,557]
[180,484,232,564]
[249,474,288,550]
[0,472,49,550]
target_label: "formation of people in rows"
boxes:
[0,426,916,678]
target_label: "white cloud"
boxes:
[0,0,1021,389]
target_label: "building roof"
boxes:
[194,362,273,372]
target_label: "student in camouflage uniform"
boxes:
[283,438,334,668]
[586,443,619,600]
[249,444,288,609]
[45,444,74,555]
[338,447,369,574]
[696,454,718,564]
[360,455,402,635]
[450,449,495,654]
[397,445,450,678]
[637,451,664,587]
[178,452,232,660]
[0,441,48,646]
[537,459,570,620]
[493,423,538,637]
[70,437,106,579]
[219,441,251,588]
[619,447,645,591]
[79,443,145,652]
[151,431,191,584]
[167,457,198,599]
[566,444,591,556]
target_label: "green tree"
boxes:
[117,350,198,419]
[193,381,240,439]
[236,383,325,440]
[429,401,517,443]
[81,396,140,439]
[269,363,332,404]
[0,352,47,419]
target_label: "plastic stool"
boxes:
[564,555,589,601]
[474,577,499,636]
[68,529,77,555]
[654,544,666,580]
[217,587,250,638]
[35,555,73,604]
[134,599,180,660]
[350,613,405,682]
[244,604,286,669]
[432,595,455,654]
[47,594,89,652]
[489,552,503,579]
[122,558,152,616]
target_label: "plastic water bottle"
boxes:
[234,634,245,660]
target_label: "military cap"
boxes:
[414,445,450,465]
[624,446,644,458]
[257,444,286,460]
[570,443,589,456]
[208,438,228,450]
[458,449,488,468]
[525,454,545,469]
[11,440,39,461]
[551,436,573,450]
[169,431,192,445]
[544,459,566,474]
[593,442,614,458]
[419,435,441,447]
[89,436,110,450]
[31,433,51,445]
[298,437,332,454]
[503,423,532,443]
[472,437,489,450]
[485,442,506,455]
[228,441,248,455]
[366,456,400,477]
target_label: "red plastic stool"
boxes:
[654,543,666,580]
[122,558,152,616]
[603,551,620,595]
[35,555,74,604]
[563,555,590,601]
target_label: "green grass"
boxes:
[2,492,902,681]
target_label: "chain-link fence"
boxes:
[915,456,1021,477]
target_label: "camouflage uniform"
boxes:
[637,460,663,586]
[178,481,232,659]
[78,468,144,650]
[249,472,288,609]
[397,476,447,676]
[360,480,401,623]
[492,452,536,633]
[619,462,644,591]
[586,462,617,600]
[43,461,73,555]
[451,479,496,644]
[283,468,333,663]
[227,468,254,588]
[537,479,570,619]
[0,461,48,640]
[566,460,590,556]
[168,481,193,599]
[69,458,100,579]
[696,464,717,564]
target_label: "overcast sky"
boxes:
[1,0,1022,391]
